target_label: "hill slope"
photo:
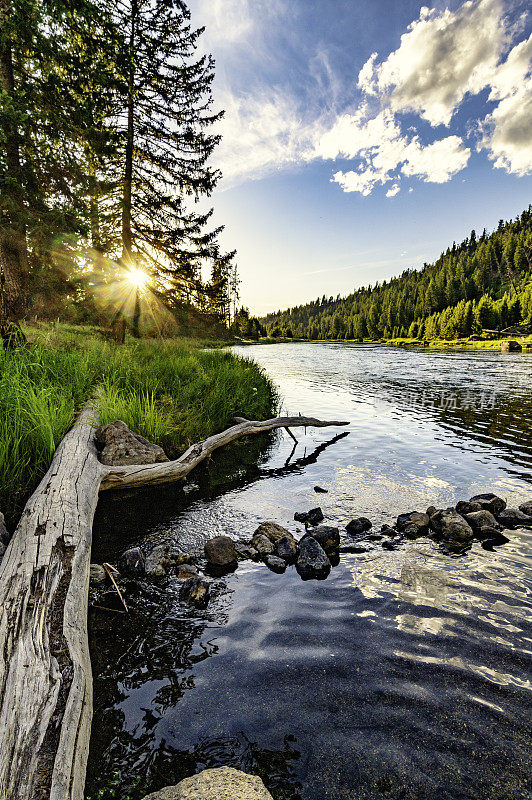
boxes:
[262,208,532,341]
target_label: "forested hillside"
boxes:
[262,209,532,341]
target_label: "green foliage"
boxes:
[0,324,277,525]
[262,208,532,341]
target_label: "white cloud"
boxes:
[479,78,532,174]
[358,0,507,126]
[386,183,400,198]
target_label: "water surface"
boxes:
[87,343,532,800]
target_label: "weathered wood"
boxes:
[0,403,101,800]
[0,409,348,800]
[100,415,349,491]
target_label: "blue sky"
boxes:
[188,0,532,314]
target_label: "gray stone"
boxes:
[142,767,273,799]
[179,576,210,609]
[251,533,275,556]
[145,544,173,577]
[310,525,340,551]
[204,536,237,567]
[519,500,532,516]
[496,507,532,528]
[254,521,292,543]
[396,511,429,532]
[275,535,298,562]
[469,493,506,515]
[456,500,482,515]
[264,554,287,573]
[95,420,169,466]
[463,509,500,531]
[475,525,505,541]
[294,507,324,525]
[430,508,473,541]
[118,547,145,577]
[345,517,372,536]
[236,543,259,561]
[296,535,331,580]
[89,564,107,584]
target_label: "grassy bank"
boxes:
[1,324,277,526]
[239,335,532,350]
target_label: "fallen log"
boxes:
[0,408,348,800]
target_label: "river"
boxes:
[86,343,532,800]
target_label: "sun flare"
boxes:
[127,267,149,289]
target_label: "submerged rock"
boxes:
[89,564,107,585]
[294,507,324,525]
[469,493,506,515]
[251,533,275,557]
[518,500,532,516]
[254,521,292,543]
[345,517,372,536]
[314,485,328,493]
[296,535,331,580]
[496,507,532,528]
[264,554,287,573]
[142,767,273,800]
[145,544,173,577]
[430,508,473,541]
[275,535,298,562]
[179,576,210,609]
[95,420,169,466]
[204,536,237,567]
[118,546,145,577]
[310,525,340,552]
[176,563,198,580]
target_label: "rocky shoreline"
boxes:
[89,492,532,612]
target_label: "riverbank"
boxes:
[0,323,276,527]
[238,334,532,350]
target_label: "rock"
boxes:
[463,509,500,531]
[176,563,198,580]
[519,500,532,516]
[402,524,424,539]
[95,420,169,466]
[236,543,259,561]
[396,511,429,533]
[314,485,328,493]
[382,539,399,550]
[469,493,506,515]
[118,546,145,577]
[475,525,505,541]
[179,577,210,609]
[426,506,439,517]
[264,554,287,573]
[142,767,274,800]
[380,524,399,536]
[296,535,331,580]
[0,512,9,546]
[294,507,324,525]
[89,564,107,585]
[430,508,473,541]
[145,544,173,577]
[310,525,340,551]
[204,536,237,567]
[345,517,372,536]
[501,340,522,352]
[175,553,196,566]
[275,535,298,562]
[456,500,482,515]
[254,521,293,543]
[251,533,275,557]
[496,507,532,528]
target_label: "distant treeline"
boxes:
[262,208,532,341]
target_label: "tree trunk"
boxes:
[0,409,348,800]
[121,0,137,263]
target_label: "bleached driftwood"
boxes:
[0,409,348,800]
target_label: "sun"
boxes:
[127,267,149,289]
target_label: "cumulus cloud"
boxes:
[386,183,400,198]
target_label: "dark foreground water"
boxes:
[87,344,532,800]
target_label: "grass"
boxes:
[0,323,277,526]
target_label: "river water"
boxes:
[86,343,532,800]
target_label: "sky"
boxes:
[187,0,532,315]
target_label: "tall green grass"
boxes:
[0,325,277,526]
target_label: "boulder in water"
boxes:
[275,535,298,562]
[519,500,532,516]
[345,517,372,536]
[469,493,506,515]
[496,507,532,529]
[118,546,145,577]
[310,525,340,551]
[264,554,287,573]
[251,533,275,557]
[254,521,293,543]
[204,536,237,567]
[456,500,482,515]
[179,576,210,609]
[430,508,473,541]
[141,767,273,800]
[396,511,429,534]
[296,535,331,580]
[294,507,324,525]
[463,509,500,531]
